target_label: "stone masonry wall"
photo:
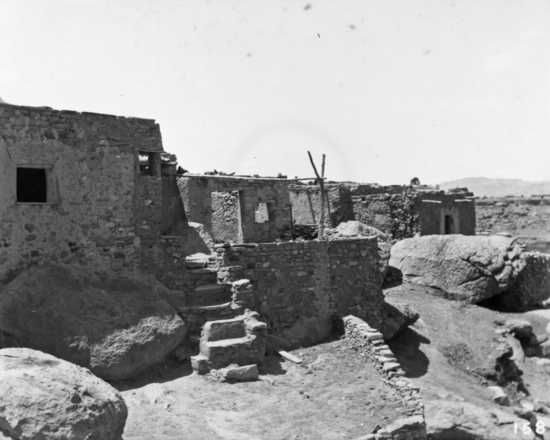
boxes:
[344,315,427,440]
[179,175,292,244]
[353,191,475,239]
[216,238,384,342]
[0,102,169,281]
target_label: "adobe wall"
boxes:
[0,102,179,282]
[178,175,292,244]
[216,237,384,345]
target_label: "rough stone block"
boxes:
[220,364,259,381]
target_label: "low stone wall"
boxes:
[216,238,384,342]
[343,315,427,440]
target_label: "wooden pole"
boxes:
[321,154,333,227]
[307,151,326,240]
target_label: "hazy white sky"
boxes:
[1,0,549,184]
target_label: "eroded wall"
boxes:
[178,175,292,244]
[0,103,168,281]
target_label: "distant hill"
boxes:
[439,177,550,198]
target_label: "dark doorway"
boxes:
[444,215,455,234]
[17,168,47,203]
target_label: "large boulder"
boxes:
[425,399,535,440]
[380,300,419,341]
[485,252,550,312]
[389,235,526,303]
[0,348,127,440]
[0,264,187,381]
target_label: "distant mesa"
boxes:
[439,177,550,198]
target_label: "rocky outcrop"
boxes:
[380,300,419,341]
[487,252,550,312]
[0,265,187,381]
[0,348,127,440]
[425,399,535,440]
[389,235,526,303]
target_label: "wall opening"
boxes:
[17,167,48,203]
[444,215,455,234]
[139,152,160,176]
[255,202,270,223]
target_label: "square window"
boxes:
[17,167,48,203]
[139,152,160,176]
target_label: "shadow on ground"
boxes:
[111,358,194,391]
[387,327,431,378]
[263,355,288,376]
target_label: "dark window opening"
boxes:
[17,168,48,203]
[444,215,455,234]
[139,152,160,176]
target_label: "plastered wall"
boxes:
[178,175,292,244]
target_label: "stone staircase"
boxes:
[191,310,267,374]
[180,253,240,343]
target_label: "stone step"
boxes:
[187,268,218,275]
[186,260,210,269]
[180,302,238,318]
[194,283,226,294]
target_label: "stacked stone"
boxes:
[231,279,257,311]
[136,174,162,239]
[156,236,186,290]
[215,238,384,334]
[343,315,427,440]
[352,192,420,240]
[0,103,164,281]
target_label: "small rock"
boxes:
[220,364,259,381]
[487,386,510,406]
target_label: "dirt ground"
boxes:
[113,281,550,440]
[117,339,408,440]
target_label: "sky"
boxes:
[0,0,549,185]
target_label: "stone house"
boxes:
[0,102,185,283]
[0,102,385,346]
[290,182,476,239]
